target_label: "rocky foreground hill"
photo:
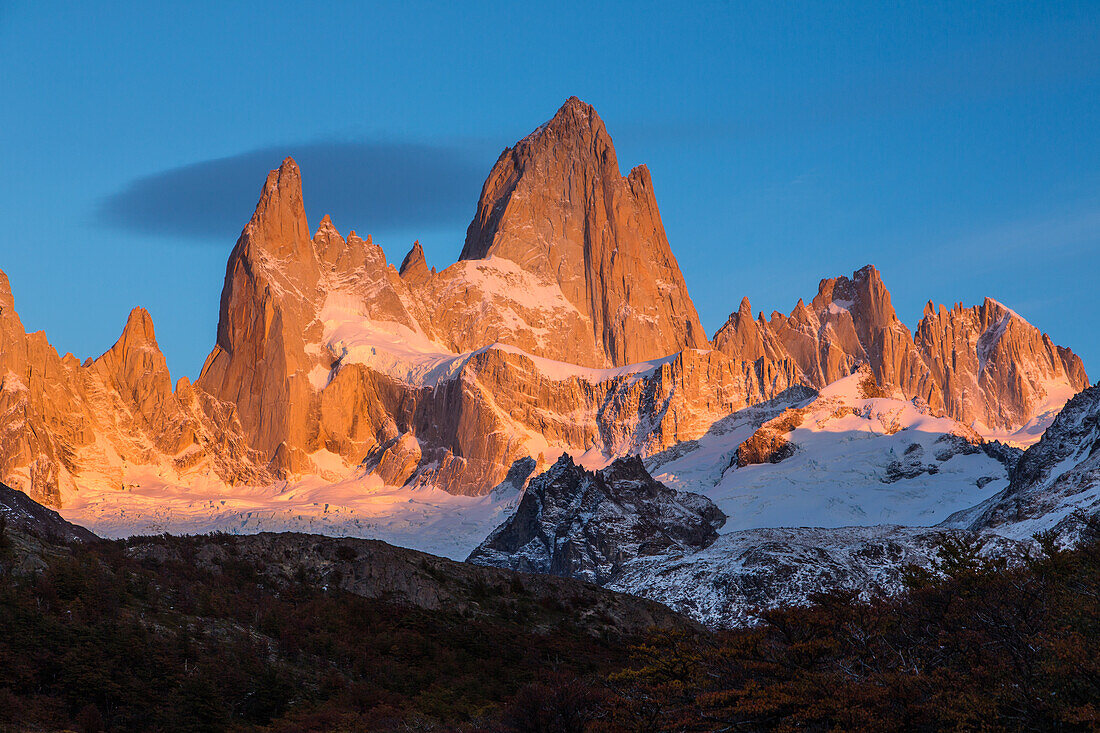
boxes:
[3,479,1097,730]
[0,483,702,730]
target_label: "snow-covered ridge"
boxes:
[312,284,677,390]
[609,524,1026,628]
[650,372,1014,533]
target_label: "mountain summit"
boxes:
[461,97,708,366]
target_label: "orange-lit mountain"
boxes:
[0,98,1088,555]
[460,96,709,367]
[713,265,1088,439]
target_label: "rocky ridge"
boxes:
[0,270,269,507]
[713,266,1088,438]
[943,383,1100,542]
[468,454,724,584]
[125,530,696,637]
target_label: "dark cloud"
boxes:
[95,140,491,242]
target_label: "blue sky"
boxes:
[2,1,1097,379]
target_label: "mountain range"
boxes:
[0,97,1094,626]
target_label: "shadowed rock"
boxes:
[468,454,725,584]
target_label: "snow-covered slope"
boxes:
[58,458,527,560]
[649,370,1017,533]
[625,380,1100,627]
[609,525,1026,627]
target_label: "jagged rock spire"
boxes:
[198,156,322,458]
[715,264,1089,433]
[399,241,430,285]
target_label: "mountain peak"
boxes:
[813,265,898,331]
[560,94,588,112]
[315,214,337,236]
[457,98,706,366]
[981,296,1022,322]
[399,241,430,283]
[534,96,603,140]
[854,264,880,282]
[121,307,157,344]
[102,306,161,361]
[242,156,311,263]
[261,157,303,210]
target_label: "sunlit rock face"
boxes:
[912,297,1089,436]
[460,96,710,368]
[0,270,268,507]
[712,265,1088,440]
[184,99,798,497]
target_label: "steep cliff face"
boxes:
[304,343,801,497]
[459,96,709,367]
[196,158,323,466]
[713,265,1087,439]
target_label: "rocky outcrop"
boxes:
[468,455,725,584]
[713,297,793,366]
[947,383,1100,541]
[735,406,808,466]
[460,97,709,367]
